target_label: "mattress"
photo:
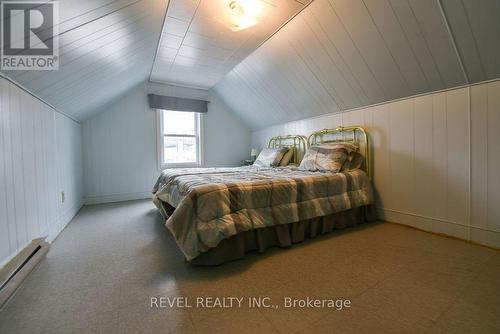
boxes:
[152,166,373,261]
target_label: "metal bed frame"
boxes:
[268,134,308,165]
[307,126,371,179]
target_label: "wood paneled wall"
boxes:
[0,77,83,266]
[251,80,500,248]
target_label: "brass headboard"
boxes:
[268,135,308,164]
[307,126,371,179]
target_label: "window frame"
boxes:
[156,109,204,170]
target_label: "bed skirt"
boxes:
[190,205,377,266]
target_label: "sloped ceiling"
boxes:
[1,0,168,121]
[150,0,309,88]
[213,0,500,130]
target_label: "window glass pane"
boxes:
[163,110,196,135]
[163,136,197,164]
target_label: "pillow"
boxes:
[279,148,294,166]
[342,151,364,171]
[254,148,289,167]
[299,144,351,172]
[315,142,358,154]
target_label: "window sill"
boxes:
[160,163,201,170]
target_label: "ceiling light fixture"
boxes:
[226,0,262,31]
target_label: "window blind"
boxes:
[147,94,208,113]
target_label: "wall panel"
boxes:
[0,77,83,266]
[445,88,469,226]
[431,92,448,222]
[486,81,500,232]
[413,95,434,217]
[470,84,488,230]
[388,99,415,214]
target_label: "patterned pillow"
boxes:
[279,148,294,166]
[342,151,364,171]
[315,142,358,154]
[254,148,289,167]
[299,143,352,172]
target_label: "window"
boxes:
[158,110,202,168]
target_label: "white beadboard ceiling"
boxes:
[1,0,168,121]
[214,0,500,130]
[150,0,310,88]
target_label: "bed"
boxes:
[152,127,375,265]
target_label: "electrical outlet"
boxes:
[61,191,65,203]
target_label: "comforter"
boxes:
[152,166,373,260]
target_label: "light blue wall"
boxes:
[82,81,251,204]
[203,94,252,167]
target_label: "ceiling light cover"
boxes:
[225,0,266,31]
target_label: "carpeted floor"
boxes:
[0,199,498,333]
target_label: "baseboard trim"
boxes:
[385,220,499,252]
[378,207,500,250]
[84,192,152,205]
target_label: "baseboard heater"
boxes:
[0,238,50,309]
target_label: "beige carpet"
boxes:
[0,199,498,333]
